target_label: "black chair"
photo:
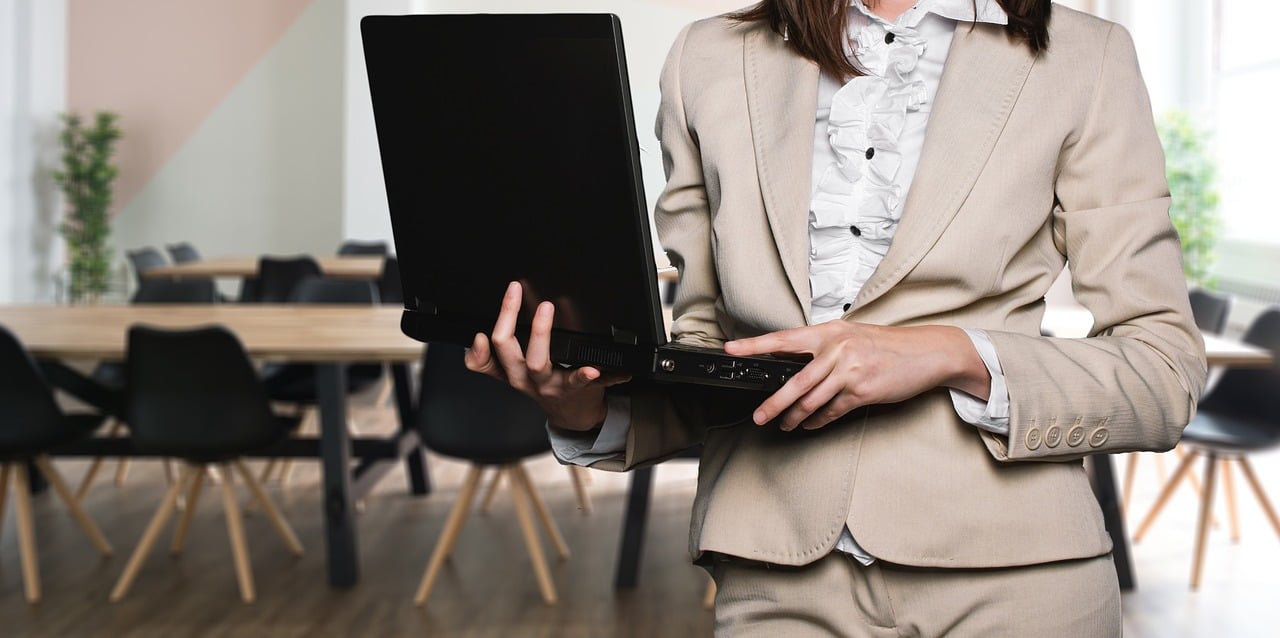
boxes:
[1189,289,1233,335]
[258,278,383,484]
[1133,308,1280,589]
[412,343,568,606]
[378,255,403,306]
[165,242,202,264]
[337,240,389,256]
[254,256,322,304]
[0,325,114,603]
[109,326,303,604]
[126,247,168,289]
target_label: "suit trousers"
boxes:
[710,551,1121,638]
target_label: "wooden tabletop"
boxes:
[0,305,422,362]
[143,256,385,280]
[1042,307,1273,368]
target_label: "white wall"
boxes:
[341,0,748,254]
[1,0,67,304]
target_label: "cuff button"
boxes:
[1045,425,1062,448]
[1067,425,1085,447]
[1025,427,1043,451]
[1089,427,1110,448]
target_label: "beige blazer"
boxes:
[590,6,1207,569]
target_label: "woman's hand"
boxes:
[464,281,630,431]
[724,321,990,431]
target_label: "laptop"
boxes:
[361,13,806,391]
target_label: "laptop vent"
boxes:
[574,344,625,368]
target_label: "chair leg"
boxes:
[0,463,9,545]
[233,460,303,556]
[1236,456,1280,540]
[75,419,123,502]
[508,464,557,605]
[259,459,278,484]
[704,578,717,610]
[1190,453,1219,590]
[569,466,593,514]
[277,409,316,486]
[32,457,114,556]
[1121,453,1139,516]
[511,463,570,561]
[11,464,41,603]
[479,467,504,513]
[1221,458,1240,543]
[1134,449,1200,542]
[110,469,189,602]
[170,466,207,555]
[1155,451,1168,483]
[217,463,255,603]
[414,465,484,606]
[375,369,394,408]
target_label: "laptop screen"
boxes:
[362,13,666,347]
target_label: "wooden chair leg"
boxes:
[508,465,557,605]
[511,464,569,561]
[1155,451,1167,483]
[217,463,255,603]
[479,467,504,513]
[11,464,41,603]
[1190,453,1219,590]
[233,460,303,555]
[1221,458,1240,543]
[74,419,122,502]
[1121,452,1139,516]
[110,469,189,602]
[259,459,278,484]
[414,465,484,606]
[1134,449,1200,542]
[375,369,394,408]
[704,578,717,610]
[569,466,593,514]
[1236,456,1280,540]
[33,456,113,556]
[0,463,9,546]
[170,466,208,555]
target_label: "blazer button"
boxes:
[1025,427,1042,451]
[1067,425,1085,447]
[865,147,875,160]
[1045,425,1062,448]
[1089,427,1110,448]
[850,226,862,237]
[884,32,896,44]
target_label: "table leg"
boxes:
[1090,453,1135,591]
[318,364,359,588]
[392,362,430,496]
[614,466,654,589]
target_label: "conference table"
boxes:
[0,304,428,588]
[143,255,385,280]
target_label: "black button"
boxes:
[843,303,852,311]
[884,32,896,44]
[850,226,861,237]
[865,147,875,160]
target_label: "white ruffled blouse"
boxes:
[808,0,1008,324]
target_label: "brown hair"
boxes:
[731,0,1052,81]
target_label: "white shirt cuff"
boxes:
[948,328,1010,435]
[546,394,632,465]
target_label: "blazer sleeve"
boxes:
[586,23,756,472]
[978,24,1208,463]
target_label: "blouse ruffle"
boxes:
[808,18,930,319]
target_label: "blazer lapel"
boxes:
[744,26,820,324]
[852,23,1035,310]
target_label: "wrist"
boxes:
[935,326,991,400]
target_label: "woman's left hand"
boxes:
[724,322,991,431]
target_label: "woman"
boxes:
[467,0,1207,635]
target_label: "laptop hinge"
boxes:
[610,326,639,346]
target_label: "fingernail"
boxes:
[753,410,766,425]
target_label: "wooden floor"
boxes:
[3,391,1279,636]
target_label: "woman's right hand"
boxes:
[464,281,630,431]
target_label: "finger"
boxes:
[777,374,842,431]
[565,366,602,391]
[798,394,861,431]
[751,355,834,426]
[525,301,555,384]
[463,333,504,380]
[725,326,821,357]
[489,281,530,386]
[600,373,632,388]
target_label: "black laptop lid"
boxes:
[362,13,666,348]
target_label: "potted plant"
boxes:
[53,111,122,304]
[1157,110,1220,289]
